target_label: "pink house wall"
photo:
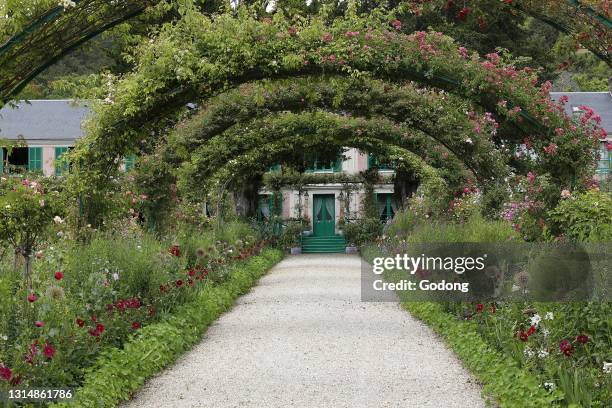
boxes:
[42,147,55,176]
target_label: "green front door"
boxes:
[313,194,335,236]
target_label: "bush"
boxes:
[343,218,382,246]
[546,190,612,242]
[278,220,303,249]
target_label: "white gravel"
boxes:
[122,254,485,408]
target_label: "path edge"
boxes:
[50,248,284,408]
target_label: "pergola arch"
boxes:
[73,10,600,192]
[182,110,475,186]
[166,77,507,182]
[0,1,609,105]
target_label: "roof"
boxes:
[0,94,609,142]
[550,92,611,135]
[0,100,92,141]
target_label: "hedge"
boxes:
[50,248,284,408]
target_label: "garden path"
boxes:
[122,254,485,408]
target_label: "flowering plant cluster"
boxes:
[0,221,265,391]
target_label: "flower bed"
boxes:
[49,248,283,408]
[0,218,268,399]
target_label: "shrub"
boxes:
[546,190,612,242]
[343,218,382,246]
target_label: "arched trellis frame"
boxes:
[166,76,507,179]
[72,11,601,187]
[181,110,473,187]
[187,126,450,207]
[0,0,609,106]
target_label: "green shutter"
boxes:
[55,147,70,176]
[0,148,4,174]
[368,154,374,169]
[28,147,42,171]
[125,155,136,171]
[333,156,343,172]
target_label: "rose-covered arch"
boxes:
[74,11,601,189]
[183,119,450,202]
[180,110,469,189]
[166,77,506,182]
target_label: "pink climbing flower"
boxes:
[391,19,402,30]
[544,144,558,155]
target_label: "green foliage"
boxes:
[546,190,612,242]
[49,248,283,408]
[342,218,382,246]
[278,220,303,249]
[403,302,564,407]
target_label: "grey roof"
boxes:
[550,92,611,134]
[0,100,91,141]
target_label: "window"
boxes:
[257,194,282,220]
[596,141,611,176]
[368,154,394,170]
[376,193,397,222]
[55,147,71,176]
[2,147,28,174]
[28,147,42,172]
[268,164,281,173]
[305,154,342,173]
[125,155,136,171]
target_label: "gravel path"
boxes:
[122,254,485,408]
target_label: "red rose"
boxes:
[518,331,529,342]
[27,293,37,303]
[35,321,44,327]
[148,306,155,317]
[132,322,141,330]
[176,279,184,287]
[96,323,105,334]
[76,318,85,327]
[43,342,55,359]
[188,269,196,277]
[559,339,573,356]
[0,364,11,380]
[475,303,484,313]
[9,375,21,386]
[576,334,589,344]
[54,271,63,280]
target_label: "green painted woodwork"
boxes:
[377,193,397,222]
[54,147,70,176]
[368,154,395,170]
[125,155,136,171]
[313,194,335,237]
[0,148,3,173]
[28,147,42,171]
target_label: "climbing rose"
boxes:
[43,343,55,359]
[391,19,402,30]
[559,339,573,356]
[322,32,333,42]
[27,293,37,303]
[54,271,63,280]
[527,171,536,184]
[131,322,141,330]
[457,7,471,20]
[544,144,558,154]
[76,318,85,327]
[576,334,589,344]
[476,303,484,313]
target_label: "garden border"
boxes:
[49,248,284,408]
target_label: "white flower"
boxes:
[230,0,239,10]
[39,199,45,207]
[112,273,119,281]
[543,382,556,391]
[542,328,550,337]
[265,0,276,13]
[530,314,541,326]
[4,204,10,209]
[53,216,64,224]
[511,284,520,292]
[306,0,313,5]
[57,231,64,238]
[0,334,7,341]
[59,0,76,8]
[465,137,473,144]
[538,350,549,358]
[604,362,612,374]
[524,348,534,358]
[544,312,554,320]
[561,189,571,199]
